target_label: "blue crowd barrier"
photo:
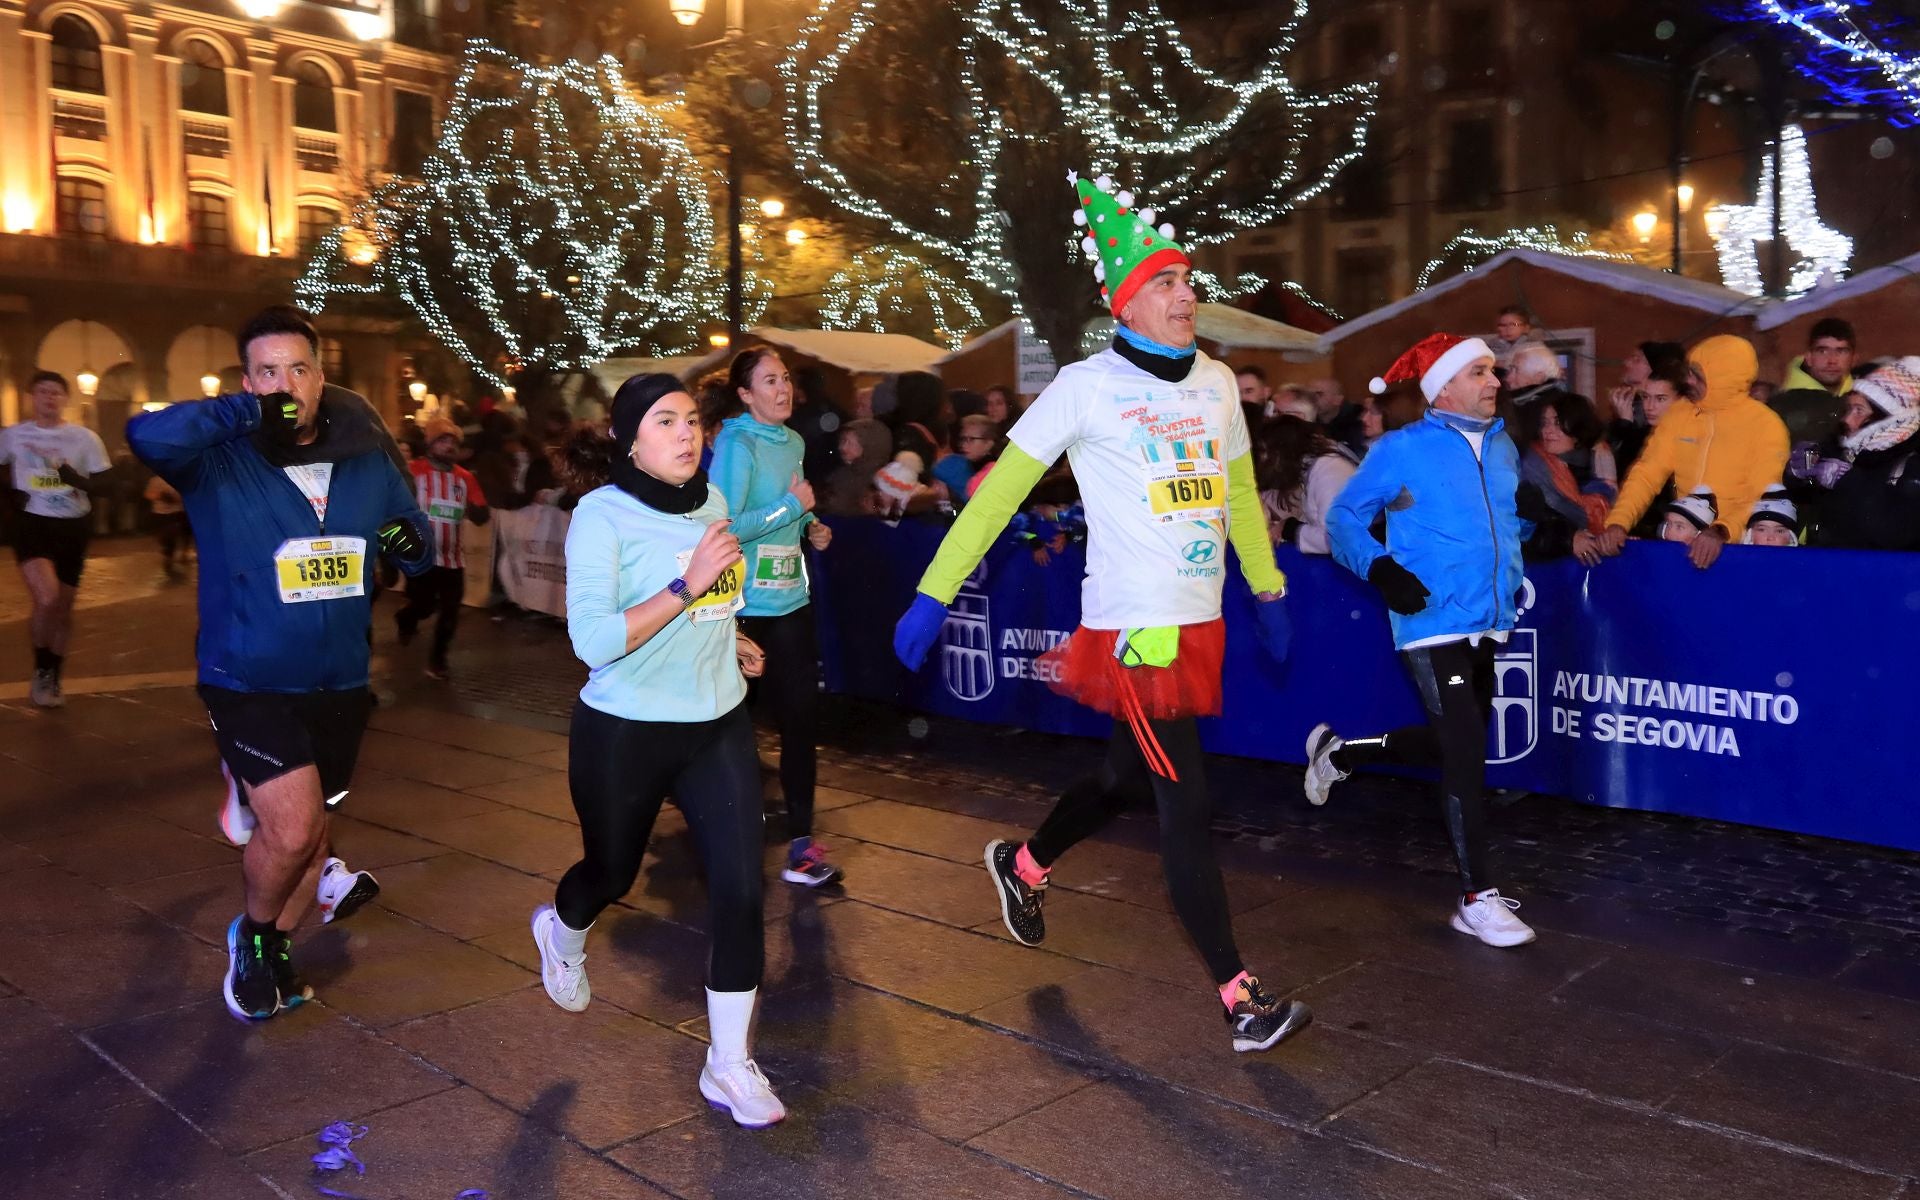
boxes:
[811,517,1920,853]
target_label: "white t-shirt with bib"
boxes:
[0,422,111,519]
[1006,348,1250,630]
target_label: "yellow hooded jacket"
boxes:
[1606,335,1790,536]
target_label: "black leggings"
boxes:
[1027,718,1243,986]
[1332,637,1498,895]
[555,701,765,992]
[397,566,464,670]
[738,607,817,840]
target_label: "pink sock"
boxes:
[1013,843,1049,887]
[1218,969,1251,1010]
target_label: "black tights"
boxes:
[738,608,818,840]
[397,566,464,671]
[555,701,765,992]
[1027,717,1244,986]
[1331,637,1498,895]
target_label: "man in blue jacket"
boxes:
[129,306,432,1020]
[1306,333,1537,948]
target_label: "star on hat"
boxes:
[1069,171,1189,316]
[1370,333,1496,403]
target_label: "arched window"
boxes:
[50,15,105,95]
[187,191,229,250]
[56,177,109,240]
[297,204,338,254]
[293,61,336,131]
[180,40,227,115]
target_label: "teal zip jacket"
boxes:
[709,413,814,617]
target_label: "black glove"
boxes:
[1368,556,1431,615]
[376,517,425,563]
[258,391,302,449]
[56,463,86,489]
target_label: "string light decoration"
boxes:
[1705,124,1853,297]
[779,0,1375,348]
[818,247,987,349]
[297,41,746,387]
[1741,1,1920,126]
[1416,226,1628,290]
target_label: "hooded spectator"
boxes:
[1744,486,1800,547]
[1253,415,1357,554]
[1810,357,1920,551]
[821,418,892,516]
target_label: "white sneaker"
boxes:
[315,858,380,924]
[699,1051,787,1128]
[1303,723,1348,807]
[1451,889,1537,948]
[217,763,256,846]
[531,905,590,1012]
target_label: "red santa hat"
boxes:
[1369,333,1496,403]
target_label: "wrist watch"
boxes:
[667,577,695,607]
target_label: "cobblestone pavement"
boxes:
[3,545,1919,1198]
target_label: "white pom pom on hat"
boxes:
[1369,376,1388,395]
[1094,174,1113,191]
[1072,209,1088,227]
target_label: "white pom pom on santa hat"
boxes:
[1369,376,1388,395]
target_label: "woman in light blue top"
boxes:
[708,348,842,888]
[529,374,787,1129]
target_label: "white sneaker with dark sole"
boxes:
[699,1053,786,1128]
[531,905,590,1012]
[217,762,256,846]
[1303,723,1348,807]
[1451,889,1537,947]
[315,858,379,924]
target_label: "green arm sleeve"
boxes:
[914,443,1052,603]
[1226,451,1289,596]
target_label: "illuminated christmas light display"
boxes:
[1745,1,1920,126]
[1416,226,1628,291]
[818,247,988,349]
[1705,123,1853,297]
[779,0,1375,338]
[297,42,744,387]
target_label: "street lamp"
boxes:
[785,226,807,246]
[668,0,705,25]
[75,369,99,397]
[1632,210,1659,244]
[759,198,784,219]
[1677,184,1695,213]
[666,0,755,343]
[408,379,428,405]
[200,372,221,398]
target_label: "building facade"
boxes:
[0,0,471,442]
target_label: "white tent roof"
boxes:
[747,327,950,375]
[1320,248,1764,347]
[590,355,720,395]
[937,305,1320,361]
[1752,250,1920,331]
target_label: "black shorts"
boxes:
[12,513,90,587]
[199,685,372,801]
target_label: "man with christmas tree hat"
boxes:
[1306,332,1538,948]
[893,171,1310,1054]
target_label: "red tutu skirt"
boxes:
[1039,619,1226,721]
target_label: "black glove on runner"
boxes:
[376,518,425,563]
[1368,556,1431,615]
[258,391,302,449]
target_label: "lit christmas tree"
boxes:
[780,0,1374,364]
[818,247,988,349]
[298,42,741,397]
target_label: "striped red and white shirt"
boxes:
[410,459,487,569]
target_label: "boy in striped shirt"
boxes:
[397,416,490,679]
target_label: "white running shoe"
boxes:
[1451,889,1537,948]
[699,1051,786,1128]
[218,762,256,846]
[315,858,380,924]
[531,905,590,1012]
[1303,723,1348,807]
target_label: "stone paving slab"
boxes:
[0,912,225,1027]
[294,906,537,1028]
[371,850,565,941]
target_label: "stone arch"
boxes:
[33,319,136,426]
[165,324,241,401]
[37,2,114,45]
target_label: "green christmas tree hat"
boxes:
[1071,170,1190,315]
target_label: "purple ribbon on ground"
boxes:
[311,1121,372,1197]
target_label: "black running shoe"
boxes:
[267,930,313,1010]
[984,839,1046,947]
[224,916,280,1021]
[1224,975,1312,1053]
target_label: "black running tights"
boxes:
[397,566,464,670]
[738,607,818,840]
[1026,717,1244,986]
[555,701,765,992]
[1331,637,1498,894]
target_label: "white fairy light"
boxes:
[1705,124,1853,297]
[819,247,987,349]
[1416,225,1628,291]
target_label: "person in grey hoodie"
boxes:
[708,348,842,887]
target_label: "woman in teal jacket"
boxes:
[709,348,841,887]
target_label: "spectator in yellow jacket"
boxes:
[1574,334,1788,570]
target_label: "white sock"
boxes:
[551,914,590,959]
[705,986,758,1065]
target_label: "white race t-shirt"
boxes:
[0,421,112,519]
[1007,348,1250,629]
[283,463,334,523]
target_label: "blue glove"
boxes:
[1253,595,1292,665]
[893,593,950,671]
